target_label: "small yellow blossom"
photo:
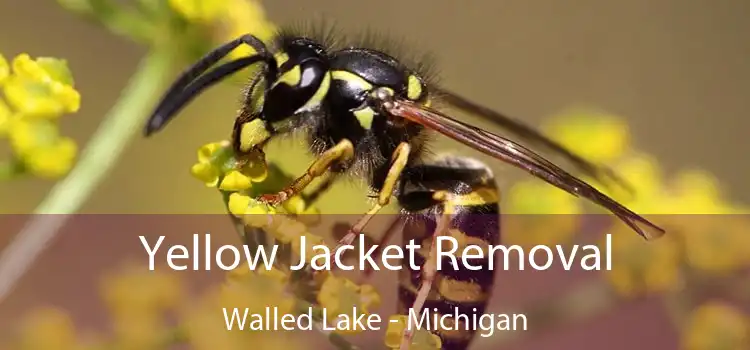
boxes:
[220,0,277,60]
[603,226,682,297]
[23,136,77,178]
[0,98,12,135]
[19,308,78,350]
[543,109,631,164]
[168,0,227,24]
[681,215,750,273]
[272,216,309,244]
[183,276,298,350]
[669,170,730,214]
[317,275,380,333]
[683,301,748,350]
[101,264,183,316]
[112,312,165,349]
[4,54,80,117]
[283,195,307,214]
[219,169,253,191]
[197,141,226,162]
[7,118,78,178]
[385,315,442,350]
[0,54,8,84]
[227,192,253,216]
[190,141,268,189]
[191,162,220,186]
[291,232,326,264]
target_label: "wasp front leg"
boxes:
[258,139,355,205]
[396,156,500,350]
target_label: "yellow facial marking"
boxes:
[239,119,270,152]
[274,65,301,88]
[300,72,330,110]
[274,52,290,67]
[407,75,423,100]
[331,70,373,90]
[353,107,376,129]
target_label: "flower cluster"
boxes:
[58,0,277,71]
[0,53,80,179]
[683,301,748,350]
[188,137,404,346]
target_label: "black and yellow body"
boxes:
[398,156,500,350]
[144,23,665,350]
[228,32,433,197]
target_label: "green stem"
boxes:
[0,49,174,303]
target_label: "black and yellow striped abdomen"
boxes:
[396,156,500,350]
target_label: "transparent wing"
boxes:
[435,87,633,194]
[385,98,665,240]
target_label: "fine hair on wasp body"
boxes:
[144,22,666,350]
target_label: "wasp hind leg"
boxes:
[396,155,501,350]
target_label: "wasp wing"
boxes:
[434,87,633,194]
[385,98,665,240]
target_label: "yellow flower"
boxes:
[668,170,731,214]
[542,108,631,164]
[0,53,8,84]
[112,311,165,349]
[216,269,294,317]
[168,0,227,23]
[683,301,748,350]
[272,216,309,244]
[0,98,12,135]
[282,195,307,214]
[603,225,682,297]
[385,315,442,350]
[317,275,380,333]
[190,141,268,189]
[504,179,583,247]
[219,169,253,191]
[101,264,183,316]
[191,161,220,186]
[23,137,77,178]
[291,232,326,264]
[7,118,78,178]
[4,54,80,117]
[220,0,277,60]
[681,215,750,273]
[19,308,78,350]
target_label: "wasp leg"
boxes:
[259,139,355,205]
[301,171,340,207]
[332,142,411,250]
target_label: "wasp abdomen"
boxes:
[397,156,500,350]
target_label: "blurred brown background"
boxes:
[0,0,748,349]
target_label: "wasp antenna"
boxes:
[145,56,270,136]
[144,34,275,136]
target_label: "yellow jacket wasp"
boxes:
[144,25,665,350]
